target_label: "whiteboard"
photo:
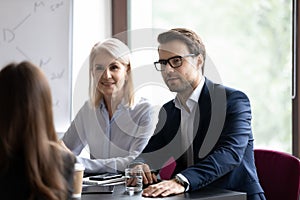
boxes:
[0,0,73,132]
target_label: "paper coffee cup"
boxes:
[73,163,85,198]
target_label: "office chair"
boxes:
[254,149,300,200]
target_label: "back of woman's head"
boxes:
[0,61,69,200]
[0,61,55,155]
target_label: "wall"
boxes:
[71,0,111,120]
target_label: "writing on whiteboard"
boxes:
[1,0,66,79]
[0,0,72,132]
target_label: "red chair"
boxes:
[254,149,300,200]
[159,156,176,180]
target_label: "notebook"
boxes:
[82,176,125,186]
[82,185,115,194]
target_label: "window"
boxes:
[128,0,293,153]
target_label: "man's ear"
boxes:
[197,54,204,70]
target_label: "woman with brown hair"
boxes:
[0,61,76,199]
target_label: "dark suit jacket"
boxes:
[141,78,264,196]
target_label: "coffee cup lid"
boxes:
[74,163,85,171]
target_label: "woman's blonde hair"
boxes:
[89,38,134,107]
[0,61,72,200]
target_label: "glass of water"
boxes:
[125,167,143,195]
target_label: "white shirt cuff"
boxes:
[176,173,190,191]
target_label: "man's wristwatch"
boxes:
[174,175,189,191]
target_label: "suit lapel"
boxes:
[193,79,212,159]
[194,79,227,159]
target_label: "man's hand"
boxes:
[133,163,158,185]
[142,179,185,197]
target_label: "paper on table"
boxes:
[82,176,125,186]
[101,180,125,186]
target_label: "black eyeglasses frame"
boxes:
[154,54,196,71]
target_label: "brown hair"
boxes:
[157,28,206,72]
[0,61,70,199]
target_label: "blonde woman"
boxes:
[62,38,155,174]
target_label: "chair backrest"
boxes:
[254,149,300,200]
[159,157,176,180]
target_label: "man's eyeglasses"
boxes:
[154,54,195,71]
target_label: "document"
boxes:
[82,176,125,186]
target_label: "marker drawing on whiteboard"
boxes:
[3,29,15,43]
[13,14,31,31]
[51,69,65,80]
[39,57,52,68]
[3,14,31,43]
[34,1,46,12]
[16,46,32,61]
[50,1,64,12]
[53,99,60,107]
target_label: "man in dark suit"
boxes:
[136,28,266,200]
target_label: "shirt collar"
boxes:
[190,76,205,103]
[99,98,128,110]
[174,76,205,109]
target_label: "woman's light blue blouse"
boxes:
[62,98,156,173]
